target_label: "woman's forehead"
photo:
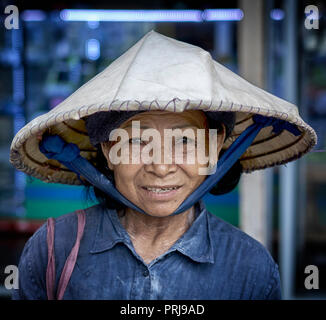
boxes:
[120,110,208,129]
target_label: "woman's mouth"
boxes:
[140,185,182,199]
[143,186,180,193]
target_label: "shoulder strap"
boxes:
[46,209,86,300]
[46,217,56,300]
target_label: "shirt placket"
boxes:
[130,261,151,299]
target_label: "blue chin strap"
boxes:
[39,114,301,216]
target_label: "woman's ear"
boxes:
[100,142,114,171]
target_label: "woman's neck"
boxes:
[118,206,196,264]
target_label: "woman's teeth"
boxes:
[144,186,179,193]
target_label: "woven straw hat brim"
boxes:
[9,30,317,185]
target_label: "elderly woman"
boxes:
[10,31,317,300]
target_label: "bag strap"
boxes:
[46,209,86,300]
[46,217,56,300]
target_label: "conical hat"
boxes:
[10,30,317,185]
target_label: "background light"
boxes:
[60,9,203,22]
[270,9,285,21]
[21,10,46,21]
[86,39,100,60]
[60,9,243,22]
[203,9,244,21]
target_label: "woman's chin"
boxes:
[140,203,180,218]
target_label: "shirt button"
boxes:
[143,269,149,277]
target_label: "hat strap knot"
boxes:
[39,135,81,163]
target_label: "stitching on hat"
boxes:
[184,99,190,111]
[203,100,213,111]
[154,100,162,110]
[148,100,156,111]
[86,105,92,115]
[157,100,163,110]
[78,105,88,117]
[118,100,129,111]
[54,112,63,124]
[109,99,118,111]
[218,100,222,110]
[45,114,56,130]
[99,103,106,111]
[135,100,142,110]
[174,98,181,112]
[163,99,173,110]
[195,99,203,110]
[140,100,148,110]
[63,110,70,120]
[37,120,43,132]
[30,123,38,135]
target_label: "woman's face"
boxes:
[101,110,225,217]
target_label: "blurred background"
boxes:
[0,0,325,300]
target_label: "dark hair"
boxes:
[83,111,242,208]
[84,145,125,210]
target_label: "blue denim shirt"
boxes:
[12,201,281,300]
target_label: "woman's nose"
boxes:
[144,163,177,177]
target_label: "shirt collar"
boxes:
[90,201,214,264]
[171,200,214,264]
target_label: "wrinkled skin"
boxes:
[101,110,225,264]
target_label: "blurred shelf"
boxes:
[307,163,326,182]
[0,218,44,235]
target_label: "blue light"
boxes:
[60,9,243,22]
[21,10,46,21]
[87,20,100,29]
[203,9,244,21]
[86,39,100,60]
[270,9,285,21]
[21,8,245,23]
[60,9,203,22]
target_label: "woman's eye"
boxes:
[129,138,143,145]
[178,136,196,145]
